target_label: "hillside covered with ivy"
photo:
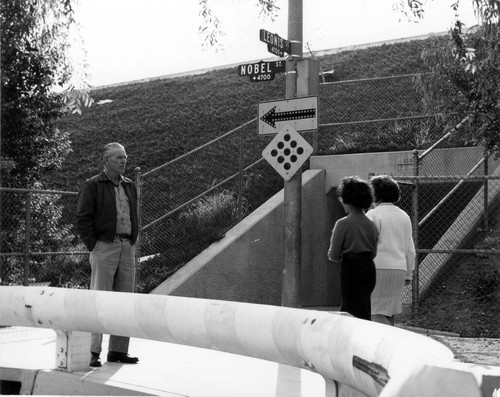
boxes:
[47,36,440,190]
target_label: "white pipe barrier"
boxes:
[0,286,498,397]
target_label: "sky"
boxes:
[74,0,480,87]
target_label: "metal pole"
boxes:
[1,286,459,395]
[134,167,142,292]
[411,150,419,315]
[23,191,32,286]
[0,188,3,285]
[237,128,244,221]
[483,146,489,231]
[282,0,303,308]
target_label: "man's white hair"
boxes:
[101,142,124,162]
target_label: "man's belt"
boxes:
[115,234,131,240]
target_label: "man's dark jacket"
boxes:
[76,172,138,251]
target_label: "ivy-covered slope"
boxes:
[48,37,439,190]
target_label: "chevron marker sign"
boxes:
[262,124,313,181]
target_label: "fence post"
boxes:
[134,167,142,292]
[0,189,3,285]
[483,146,489,231]
[24,191,32,286]
[411,149,420,315]
[237,127,244,222]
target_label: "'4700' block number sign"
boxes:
[262,124,313,181]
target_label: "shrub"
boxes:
[137,190,249,293]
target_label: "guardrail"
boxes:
[0,286,498,397]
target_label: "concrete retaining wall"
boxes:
[152,169,328,307]
[153,146,494,308]
[310,147,486,193]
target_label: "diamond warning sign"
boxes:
[262,124,313,181]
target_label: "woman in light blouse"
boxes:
[366,175,415,326]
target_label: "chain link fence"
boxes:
[318,74,500,337]
[0,188,89,288]
[2,73,499,337]
[393,148,500,337]
[136,119,287,293]
[317,73,467,154]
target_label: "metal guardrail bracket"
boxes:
[55,329,91,371]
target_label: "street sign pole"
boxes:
[282,0,302,308]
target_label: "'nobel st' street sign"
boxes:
[259,29,291,57]
[258,96,318,135]
[237,60,285,82]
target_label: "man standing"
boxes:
[77,142,139,367]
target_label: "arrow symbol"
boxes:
[260,106,317,128]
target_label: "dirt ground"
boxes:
[401,212,500,339]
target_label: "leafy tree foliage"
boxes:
[198,0,279,49]
[0,0,92,188]
[398,0,500,151]
[0,0,92,285]
[1,0,277,189]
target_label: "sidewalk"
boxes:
[395,325,500,367]
[430,335,500,366]
[0,326,326,396]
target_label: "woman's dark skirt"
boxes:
[340,252,376,320]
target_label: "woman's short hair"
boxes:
[337,176,373,210]
[370,175,400,203]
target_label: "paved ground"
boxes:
[0,326,326,396]
[395,325,500,367]
[430,335,500,367]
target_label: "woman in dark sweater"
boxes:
[328,176,378,320]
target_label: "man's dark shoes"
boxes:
[89,352,102,367]
[107,351,139,364]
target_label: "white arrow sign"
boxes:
[258,96,318,135]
